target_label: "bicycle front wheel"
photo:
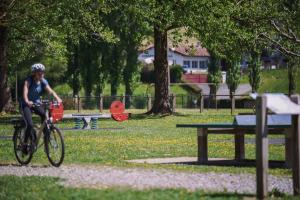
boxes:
[45,126,65,167]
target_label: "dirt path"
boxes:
[0,165,292,194]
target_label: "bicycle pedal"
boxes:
[33,144,38,152]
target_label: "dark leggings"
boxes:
[23,105,46,141]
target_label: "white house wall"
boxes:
[138,47,209,73]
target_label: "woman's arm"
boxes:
[45,85,62,103]
[23,81,33,107]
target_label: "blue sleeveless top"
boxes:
[22,76,49,106]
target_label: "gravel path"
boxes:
[0,165,292,194]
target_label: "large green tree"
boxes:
[249,53,262,93]
[116,0,280,114]
[0,0,113,112]
[226,61,241,97]
[207,53,221,107]
[125,0,205,114]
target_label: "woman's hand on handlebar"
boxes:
[56,97,62,103]
[26,101,34,107]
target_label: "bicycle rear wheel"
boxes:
[45,126,64,167]
[13,127,34,165]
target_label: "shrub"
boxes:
[170,65,184,83]
[140,64,155,83]
[132,96,147,109]
[141,64,183,83]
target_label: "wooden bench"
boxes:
[176,115,292,165]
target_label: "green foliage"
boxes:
[170,65,184,83]
[191,0,278,59]
[132,96,147,109]
[264,0,300,57]
[42,56,68,87]
[207,54,221,95]
[5,0,115,67]
[226,62,241,94]
[141,64,155,83]
[141,64,183,84]
[248,55,262,93]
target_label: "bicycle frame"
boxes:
[32,104,52,148]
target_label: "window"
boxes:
[199,61,207,69]
[173,60,176,65]
[192,61,198,68]
[183,60,190,68]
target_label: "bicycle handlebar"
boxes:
[32,101,60,108]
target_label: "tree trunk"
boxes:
[208,84,217,108]
[124,39,138,108]
[148,25,172,114]
[110,45,122,96]
[0,25,11,112]
[95,53,104,96]
[288,59,297,96]
[72,47,80,96]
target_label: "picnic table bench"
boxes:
[63,114,111,129]
[176,115,292,165]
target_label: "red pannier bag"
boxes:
[50,102,64,123]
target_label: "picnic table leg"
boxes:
[292,114,300,195]
[291,95,300,195]
[285,128,293,168]
[197,128,208,163]
[82,117,91,129]
[256,95,269,199]
[234,131,245,161]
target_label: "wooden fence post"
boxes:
[171,94,176,112]
[256,95,268,199]
[147,94,152,111]
[197,128,208,163]
[99,94,103,113]
[122,93,126,106]
[291,95,300,195]
[231,92,235,115]
[77,95,81,113]
[73,95,77,111]
[199,92,204,113]
[215,94,218,110]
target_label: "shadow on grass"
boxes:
[165,159,288,169]
[130,112,220,120]
[130,113,171,120]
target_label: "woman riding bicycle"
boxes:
[22,63,62,143]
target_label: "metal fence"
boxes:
[59,94,255,112]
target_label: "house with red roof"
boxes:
[138,44,210,73]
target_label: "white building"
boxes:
[138,44,210,73]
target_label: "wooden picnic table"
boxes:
[176,115,292,165]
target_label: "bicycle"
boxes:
[13,100,65,167]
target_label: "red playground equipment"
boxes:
[110,101,130,122]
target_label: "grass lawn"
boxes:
[0,109,290,176]
[241,68,300,93]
